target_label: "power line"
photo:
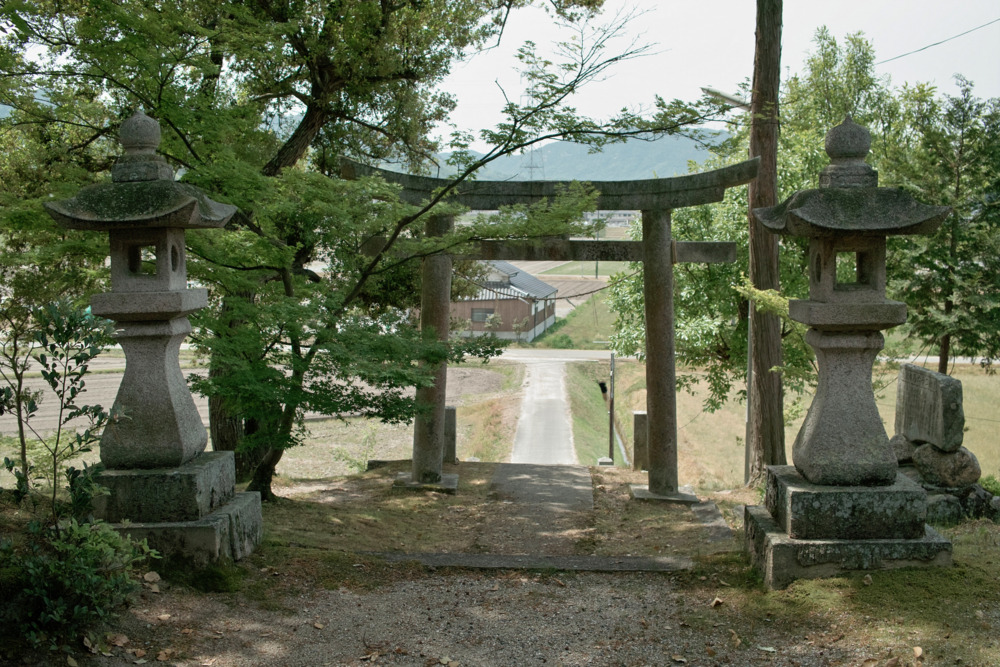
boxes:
[876,17,1000,65]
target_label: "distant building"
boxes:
[452,260,557,343]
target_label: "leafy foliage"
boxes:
[0,301,113,523]
[0,0,734,497]
[0,301,155,655]
[883,78,1000,372]
[0,520,155,651]
[608,27,1000,416]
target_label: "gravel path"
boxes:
[81,569,872,667]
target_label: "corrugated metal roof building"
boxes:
[452,261,558,342]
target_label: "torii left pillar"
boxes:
[395,214,459,493]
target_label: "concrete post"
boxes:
[641,209,678,496]
[632,411,648,472]
[411,214,454,485]
[444,405,457,464]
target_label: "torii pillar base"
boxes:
[393,472,459,495]
[629,484,700,505]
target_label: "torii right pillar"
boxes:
[744,117,954,589]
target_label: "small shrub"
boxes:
[1,520,156,651]
[981,475,1000,497]
[547,333,575,349]
[65,462,108,521]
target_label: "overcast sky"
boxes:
[439,0,1000,150]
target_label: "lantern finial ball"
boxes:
[119,109,161,155]
[825,115,871,162]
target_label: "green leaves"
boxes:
[884,77,1000,370]
[0,299,112,522]
[2,519,156,651]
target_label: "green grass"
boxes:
[597,358,1000,491]
[458,396,518,462]
[565,361,619,465]
[532,292,616,349]
[570,360,750,488]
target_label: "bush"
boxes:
[981,475,1000,497]
[546,333,575,349]
[0,520,156,651]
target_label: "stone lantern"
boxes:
[45,110,262,563]
[744,117,953,588]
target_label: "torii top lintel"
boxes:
[341,157,760,211]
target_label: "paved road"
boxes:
[2,346,622,461]
[509,360,577,465]
[0,367,209,437]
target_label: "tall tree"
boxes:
[608,29,903,475]
[745,0,785,482]
[886,78,1000,373]
[1,1,726,499]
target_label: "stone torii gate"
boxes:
[343,157,758,502]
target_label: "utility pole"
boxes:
[746,0,786,482]
[608,352,616,462]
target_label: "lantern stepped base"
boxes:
[745,504,952,590]
[115,491,262,565]
[746,466,952,590]
[94,451,262,564]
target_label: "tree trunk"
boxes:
[938,298,953,374]
[262,104,328,176]
[746,0,786,483]
[245,446,283,502]
[243,269,305,501]
[206,292,271,482]
[208,385,267,482]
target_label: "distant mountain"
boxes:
[447,133,718,182]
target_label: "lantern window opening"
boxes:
[127,244,158,277]
[833,247,879,293]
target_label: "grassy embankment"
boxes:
[275,360,526,479]
[530,285,619,349]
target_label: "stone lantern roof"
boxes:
[753,116,950,237]
[44,109,236,230]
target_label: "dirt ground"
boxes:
[7,464,1000,667]
[5,359,1000,666]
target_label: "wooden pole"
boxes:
[746,0,786,482]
